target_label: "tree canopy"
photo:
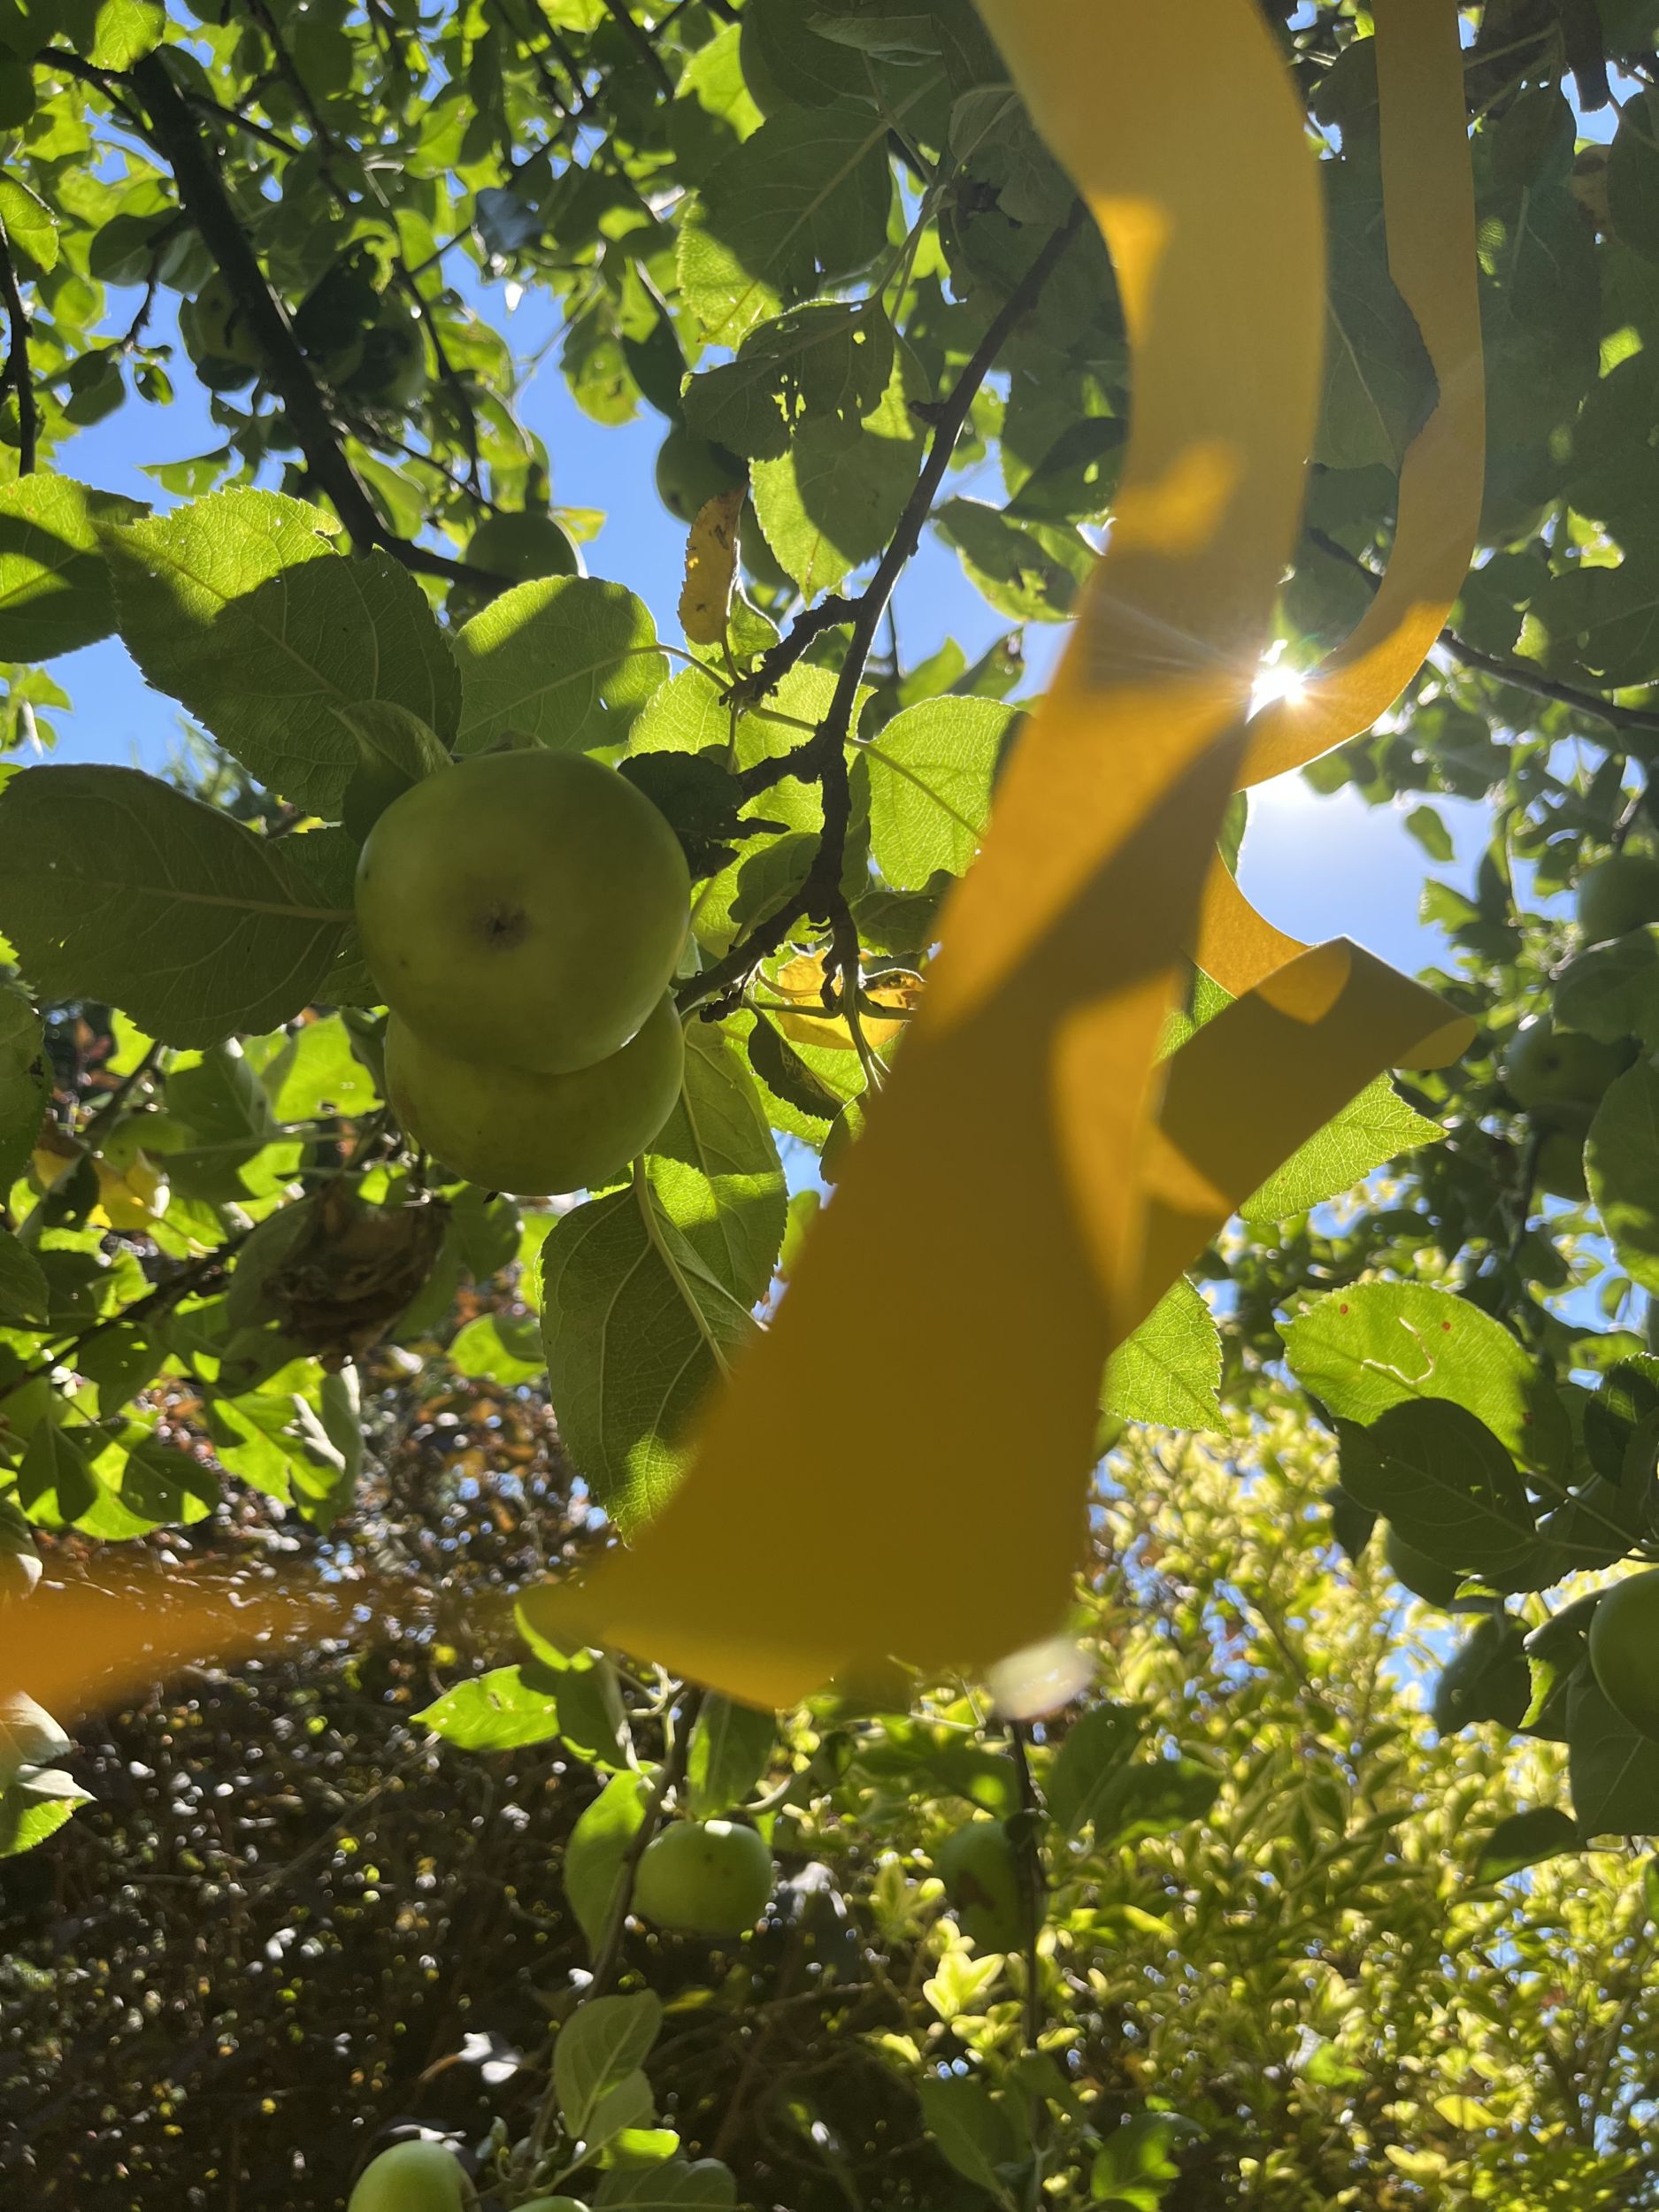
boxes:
[5,0,1659,2204]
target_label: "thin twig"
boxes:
[1306,526,1659,740]
[0,1227,254,1409]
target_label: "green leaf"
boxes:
[1588,1062,1659,1294]
[1045,1702,1144,1839]
[1280,1280,1571,1480]
[1609,85,1659,266]
[1434,1616,1532,1735]
[682,302,895,460]
[0,1225,50,1327]
[446,1310,545,1386]
[918,2077,1019,2198]
[679,100,895,346]
[595,2160,737,2210]
[1317,160,1439,470]
[686,1696,776,1819]
[1568,1677,1659,1840]
[0,980,50,1189]
[1471,1805,1581,1884]
[644,1024,787,1309]
[540,1182,755,1535]
[1083,1756,1221,1852]
[933,499,1090,624]
[0,176,58,273]
[0,767,349,1048]
[556,1991,664,2140]
[563,1767,656,1955]
[1338,1400,1536,1571]
[1102,1279,1224,1434]
[0,475,144,660]
[455,576,666,756]
[1090,2114,1194,2209]
[416,1664,563,1753]
[863,697,1015,889]
[104,489,459,817]
[1239,1076,1444,1222]
[751,343,926,597]
[88,0,164,66]
[253,1015,378,1125]
[18,1416,99,1526]
[0,1692,88,1859]
[1554,928,1659,1048]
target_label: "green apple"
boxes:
[348,2141,470,2212]
[355,749,691,1075]
[385,994,684,1195]
[1502,1016,1626,1125]
[655,425,745,524]
[934,1817,1025,1951]
[1590,1571,1659,1740]
[632,1819,775,1936]
[468,509,582,585]
[1577,852,1659,944]
[1383,1526,1463,1609]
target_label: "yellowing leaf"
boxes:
[769,954,919,1053]
[679,488,744,648]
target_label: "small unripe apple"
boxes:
[655,425,745,524]
[1577,852,1659,944]
[468,510,581,585]
[348,2142,470,2212]
[934,1818,1025,1952]
[385,994,684,1195]
[355,749,690,1076]
[633,1819,774,1936]
[1589,1571,1659,1741]
[1502,1016,1626,1125]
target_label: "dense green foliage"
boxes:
[5,0,1659,2202]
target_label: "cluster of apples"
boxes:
[354,749,692,1197]
[343,1821,773,2210]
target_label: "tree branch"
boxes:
[0,219,40,474]
[598,0,675,96]
[127,52,501,591]
[679,202,1087,1016]
[1306,526,1659,740]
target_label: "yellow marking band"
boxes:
[528,0,1481,1709]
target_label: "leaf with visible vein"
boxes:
[0,765,350,1048]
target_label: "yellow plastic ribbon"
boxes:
[527,0,1480,1709]
[1238,0,1486,791]
[3,0,1484,1724]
